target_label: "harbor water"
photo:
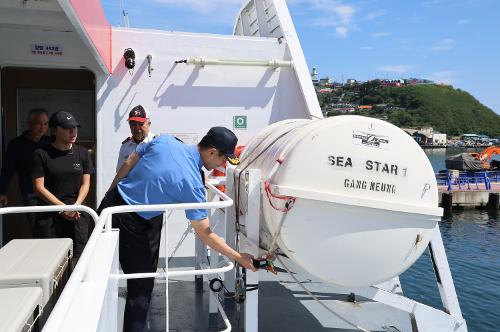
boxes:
[400,148,500,332]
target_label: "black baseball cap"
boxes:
[49,111,80,129]
[128,105,148,122]
[200,127,239,165]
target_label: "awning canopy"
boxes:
[60,0,112,74]
[0,0,111,75]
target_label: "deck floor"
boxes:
[117,258,415,332]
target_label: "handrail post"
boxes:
[224,165,238,293]
[195,226,206,291]
[164,209,169,332]
[208,189,220,314]
[243,169,261,332]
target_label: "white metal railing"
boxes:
[33,182,235,331]
[0,205,99,222]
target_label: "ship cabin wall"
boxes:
[97,27,312,199]
[96,28,312,260]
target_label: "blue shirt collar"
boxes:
[190,145,204,170]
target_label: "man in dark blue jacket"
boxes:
[0,108,51,232]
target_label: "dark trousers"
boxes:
[97,189,163,332]
[33,207,90,258]
[23,196,39,236]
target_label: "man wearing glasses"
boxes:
[116,105,158,172]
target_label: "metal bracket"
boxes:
[146,54,154,77]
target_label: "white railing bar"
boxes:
[0,205,99,224]
[110,258,234,280]
[102,183,232,232]
[207,177,227,186]
[205,182,232,202]
[199,262,223,280]
[154,262,235,278]
[102,202,225,230]
[101,201,232,231]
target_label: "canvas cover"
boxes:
[445,153,484,171]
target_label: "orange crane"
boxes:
[469,146,500,169]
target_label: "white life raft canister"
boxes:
[238,116,442,287]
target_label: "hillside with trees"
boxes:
[317,80,500,137]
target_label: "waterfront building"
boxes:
[461,134,479,142]
[403,128,433,145]
[433,132,447,145]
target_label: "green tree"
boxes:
[317,82,500,136]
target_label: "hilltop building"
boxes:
[328,103,356,113]
[318,88,333,93]
[380,79,404,87]
[319,76,333,86]
[311,67,319,84]
[405,78,434,85]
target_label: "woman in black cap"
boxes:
[32,111,94,259]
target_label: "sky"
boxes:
[101,0,500,114]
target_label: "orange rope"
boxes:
[264,181,296,212]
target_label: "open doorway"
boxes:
[0,67,96,243]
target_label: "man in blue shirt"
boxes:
[98,127,255,332]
